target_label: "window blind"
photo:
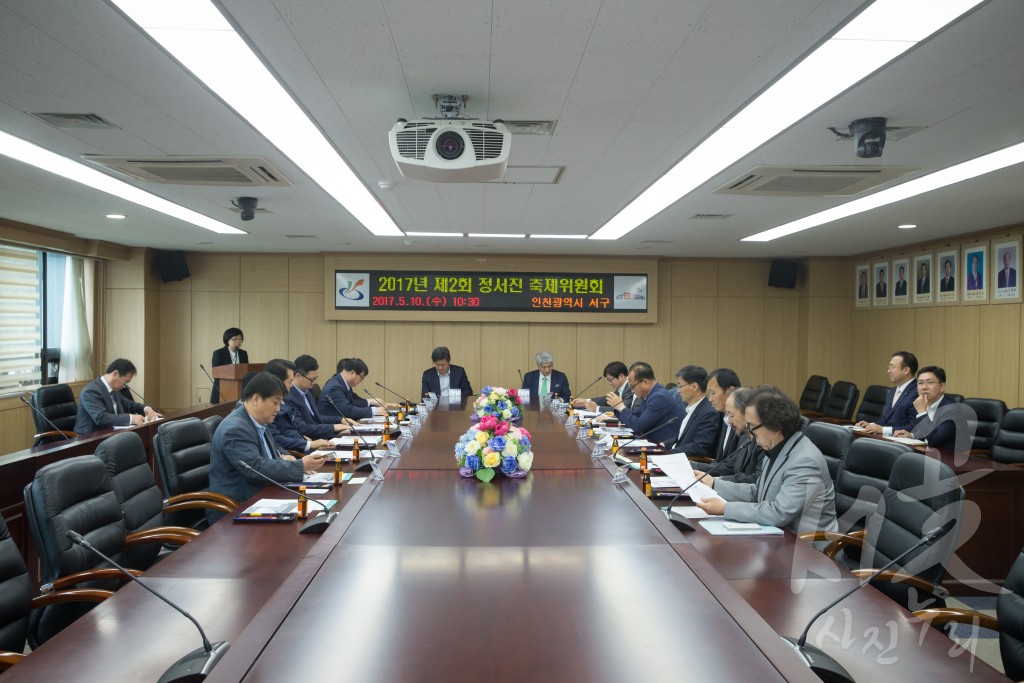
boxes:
[0,244,42,393]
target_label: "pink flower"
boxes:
[479,415,498,431]
[508,388,518,398]
[519,427,532,440]
[493,421,510,436]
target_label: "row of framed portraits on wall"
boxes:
[855,238,1021,308]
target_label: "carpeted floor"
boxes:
[940,596,1003,675]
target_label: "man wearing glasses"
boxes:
[856,351,919,435]
[288,355,354,437]
[74,358,161,434]
[603,362,685,446]
[572,361,633,412]
[894,366,968,451]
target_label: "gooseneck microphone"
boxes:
[66,530,229,682]
[126,384,165,416]
[572,376,603,404]
[374,381,415,406]
[517,369,524,385]
[657,460,731,532]
[236,460,337,534]
[612,416,680,452]
[21,394,73,441]
[199,364,216,386]
[784,518,958,683]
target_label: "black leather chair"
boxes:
[803,451,964,612]
[23,456,191,646]
[798,375,830,414]
[854,384,889,424]
[153,418,238,530]
[831,438,909,537]
[94,432,225,570]
[991,408,1024,465]
[821,380,859,421]
[915,546,1024,681]
[944,393,964,403]
[962,397,1007,453]
[0,515,110,669]
[28,384,79,445]
[203,414,225,437]
[803,422,853,485]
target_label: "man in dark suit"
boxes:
[875,269,887,298]
[572,361,633,412]
[74,358,160,434]
[265,358,332,454]
[939,259,955,292]
[894,265,908,296]
[421,346,474,398]
[857,271,868,299]
[207,372,326,524]
[706,367,741,462]
[895,366,971,453]
[856,351,919,435]
[967,254,983,290]
[522,351,571,399]
[210,327,247,403]
[669,365,721,458]
[318,357,395,421]
[916,262,930,294]
[714,387,763,484]
[998,250,1017,288]
[603,362,685,446]
[288,354,352,438]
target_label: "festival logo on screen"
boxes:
[335,272,370,308]
[612,275,648,310]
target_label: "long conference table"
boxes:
[3,400,1005,682]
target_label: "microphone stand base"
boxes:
[781,637,854,683]
[665,510,694,532]
[299,511,338,534]
[158,641,230,683]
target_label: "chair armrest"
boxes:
[800,409,822,418]
[0,652,25,670]
[795,529,865,558]
[164,499,234,516]
[851,568,950,599]
[33,429,78,440]
[288,450,306,459]
[167,491,238,508]
[125,526,200,547]
[969,448,992,457]
[913,607,998,631]
[32,588,113,607]
[44,567,141,592]
[689,456,713,464]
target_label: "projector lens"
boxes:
[435,131,465,160]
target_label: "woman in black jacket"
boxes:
[210,327,247,403]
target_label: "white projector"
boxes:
[389,119,510,182]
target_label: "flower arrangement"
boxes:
[456,387,533,481]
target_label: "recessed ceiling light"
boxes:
[467,233,525,239]
[405,231,464,237]
[529,234,588,240]
[898,224,917,229]
[106,214,126,219]
[110,0,403,238]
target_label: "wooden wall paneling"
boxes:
[480,323,530,391]
[628,295,672,377]
[911,307,947,377]
[187,254,240,292]
[804,258,849,297]
[336,321,386,378]
[527,324,578,394]
[103,287,146,379]
[574,323,624,395]
[240,255,287,293]
[671,261,718,296]
[141,287,160,399]
[945,306,981,398]
[1,403,35,454]
[289,256,325,293]
[657,259,672,296]
[978,305,1020,404]
[669,297,719,375]
[847,310,875,392]
[104,249,147,289]
[717,297,765,386]
[240,292,290,363]
[718,260,767,298]
[287,292,337,380]
[764,298,801,397]
[158,291,192,409]
[382,322,435,400]
[803,297,852,389]
[431,322,482,396]
[191,291,241,401]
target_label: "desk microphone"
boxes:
[66,530,229,682]
[658,460,732,532]
[374,381,415,406]
[349,429,383,473]
[784,518,957,683]
[236,460,338,534]
[199,364,216,386]
[572,376,603,404]
[21,394,73,442]
[612,416,680,452]
[126,384,165,416]
[517,368,524,386]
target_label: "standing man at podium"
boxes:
[522,351,571,399]
[421,346,473,399]
[210,327,247,403]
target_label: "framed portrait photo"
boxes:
[993,239,1021,303]
[872,260,890,307]
[855,264,870,308]
[963,242,988,304]
[912,253,933,306]
[936,248,958,305]
[892,257,910,307]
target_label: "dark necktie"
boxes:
[109,391,118,414]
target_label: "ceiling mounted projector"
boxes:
[389,119,510,182]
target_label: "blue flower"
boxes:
[482,386,493,395]
[501,456,518,474]
[488,435,507,452]
[483,405,494,414]
[496,400,508,411]
[466,455,482,471]
[520,437,531,451]
[511,406,519,418]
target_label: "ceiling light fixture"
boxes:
[0,131,245,234]
[529,234,588,240]
[589,0,985,241]
[108,0,403,237]
[106,214,126,219]
[744,140,1024,241]
[466,233,525,239]
[898,224,917,229]
[405,231,464,237]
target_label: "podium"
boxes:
[212,363,265,403]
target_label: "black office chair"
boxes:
[203,414,225,437]
[854,384,889,424]
[944,393,964,404]
[915,545,1024,681]
[153,418,238,530]
[23,456,191,646]
[991,408,1024,465]
[821,380,859,421]
[94,432,226,570]
[963,397,1007,453]
[798,375,830,414]
[830,438,909,538]
[803,421,853,485]
[803,451,964,612]
[28,383,79,445]
[0,515,111,669]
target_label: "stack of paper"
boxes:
[649,453,724,502]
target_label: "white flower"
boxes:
[501,409,512,418]
[503,443,517,456]
[518,450,534,471]
[465,440,481,454]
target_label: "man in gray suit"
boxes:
[572,361,633,412]
[74,358,160,434]
[694,386,837,534]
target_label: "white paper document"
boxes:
[330,435,383,446]
[699,519,783,535]
[669,506,721,519]
[650,475,679,489]
[886,435,927,445]
[649,453,724,502]
[243,498,337,515]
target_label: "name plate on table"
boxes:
[447,389,462,401]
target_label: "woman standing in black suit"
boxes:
[210,327,247,403]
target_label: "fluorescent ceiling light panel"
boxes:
[110,0,403,238]
[0,131,245,234]
[529,234,588,240]
[405,232,464,237]
[467,233,525,239]
[744,140,1024,242]
[589,0,985,241]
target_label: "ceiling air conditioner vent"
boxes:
[83,156,292,186]
[716,165,916,197]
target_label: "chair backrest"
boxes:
[854,384,889,424]
[803,422,853,485]
[203,414,224,437]
[834,438,909,536]
[0,515,32,655]
[862,451,965,610]
[153,418,214,529]
[93,431,165,570]
[992,408,1024,464]
[822,381,859,420]
[999,547,1024,681]
[963,397,1007,452]
[944,393,964,403]
[29,383,78,443]
[799,375,830,413]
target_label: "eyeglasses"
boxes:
[297,371,318,383]
[229,336,243,342]
[917,379,940,386]
[745,422,764,433]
